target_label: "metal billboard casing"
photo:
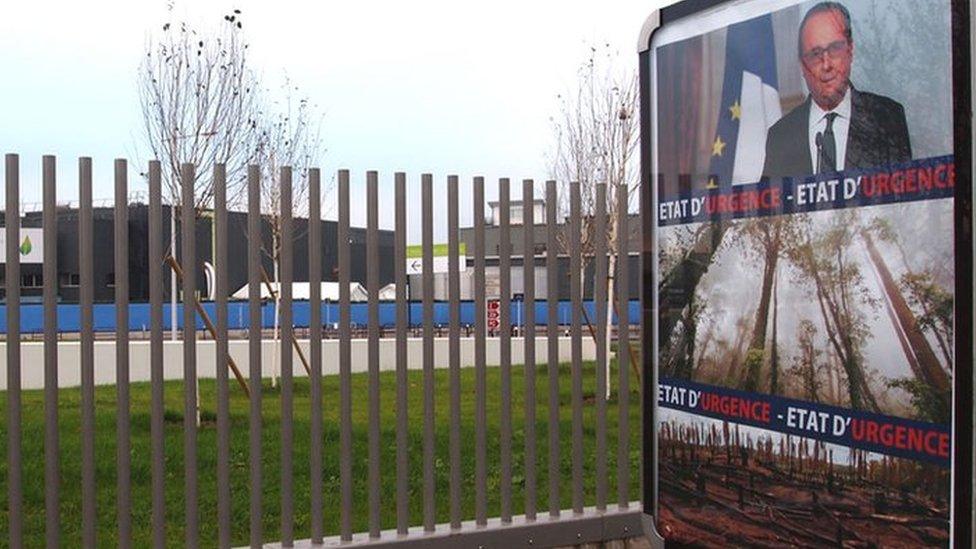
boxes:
[639,0,973,545]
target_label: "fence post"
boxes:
[546,180,560,518]
[338,169,353,541]
[366,170,381,538]
[422,173,436,531]
[523,179,538,521]
[148,160,166,549]
[394,172,410,535]
[5,153,23,547]
[181,162,199,546]
[79,156,96,548]
[473,175,488,526]
[309,168,324,544]
[115,158,132,547]
[42,154,60,548]
[499,178,514,523]
[594,182,609,511]
[215,164,232,548]
[617,182,631,508]
[248,165,263,548]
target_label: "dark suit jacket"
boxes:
[761,87,912,181]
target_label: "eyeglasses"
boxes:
[801,40,849,64]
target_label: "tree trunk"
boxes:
[659,221,730,359]
[743,245,778,392]
[271,230,280,388]
[807,245,880,412]
[891,240,953,368]
[604,251,617,400]
[769,267,780,395]
[862,231,950,393]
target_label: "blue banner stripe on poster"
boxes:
[658,155,955,226]
[659,376,951,467]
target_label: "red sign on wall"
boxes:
[486,298,501,333]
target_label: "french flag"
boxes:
[707,15,781,188]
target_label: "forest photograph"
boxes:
[657,198,954,425]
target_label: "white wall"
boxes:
[0,336,595,390]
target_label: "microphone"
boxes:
[815,131,824,174]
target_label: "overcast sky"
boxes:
[0,0,664,239]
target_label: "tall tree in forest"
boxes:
[901,271,953,370]
[789,213,880,412]
[769,270,780,395]
[665,292,705,380]
[788,320,823,402]
[721,314,753,387]
[740,217,787,392]
[659,221,732,365]
[868,217,953,371]
[862,229,950,421]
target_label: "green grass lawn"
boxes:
[0,360,642,547]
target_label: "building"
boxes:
[1,204,395,303]
[408,199,642,301]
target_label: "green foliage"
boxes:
[901,271,953,350]
[742,348,765,393]
[887,377,950,424]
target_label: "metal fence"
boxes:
[2,154,642,548]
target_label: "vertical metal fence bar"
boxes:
[545,180,559,518]
[522,179,537,521]
[616,183,630,508]
[148,161,166,549]
[308,168,324,545]
[115,159,132,547]
[394,173,409,535]
[594,182,608,511]
[42,155,59,548]
[338,169,353,541]
[498,178,513,523]
[448,175,461,530]
[79,156,96,547]
[181,163,199,547]
[215,164,231,549]
[247,165,264,548]
[366,170,381,538]
[280,167,295,547]
[570,180,583,515]
[5,153,22,547]
[473,175,487,526]
[421,173,436,532]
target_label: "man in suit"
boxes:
[762,1,911,181]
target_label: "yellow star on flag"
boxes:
[711,135,726,157]
[729,101,742,120]
[706,177,719,189]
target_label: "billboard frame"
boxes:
[638,0,974,544]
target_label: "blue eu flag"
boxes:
[707,15,781,189]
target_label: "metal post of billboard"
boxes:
[638,9,665,548]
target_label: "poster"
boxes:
[649,0,957,546]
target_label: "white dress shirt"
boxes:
[808,87,852,172]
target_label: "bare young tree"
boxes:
[253,79,324,385]
[139,8,260,210]
[549,44,640,398]
[139,6,260,418]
